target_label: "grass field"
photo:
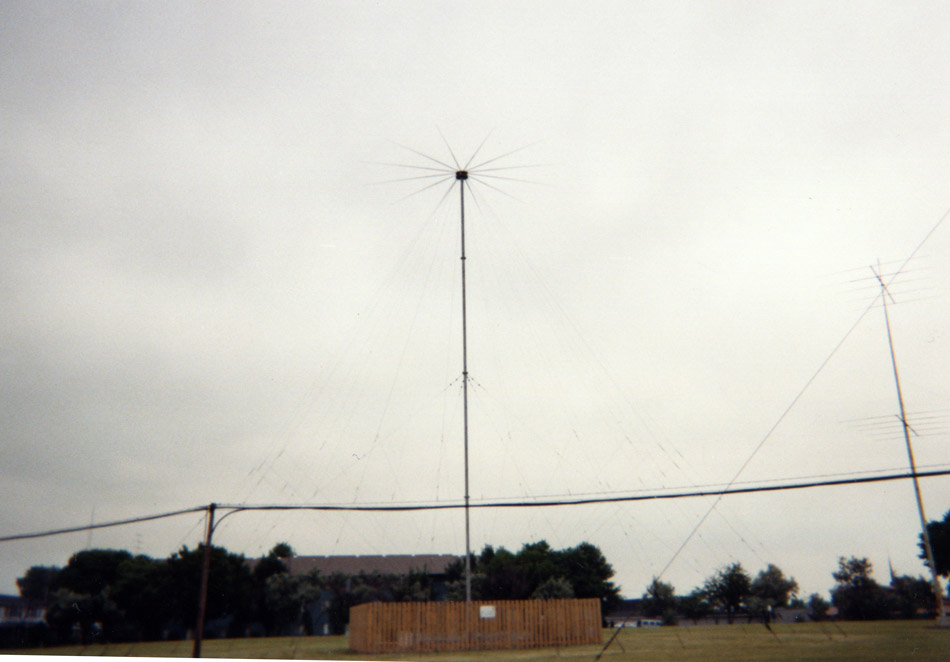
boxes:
[6,621,949,661]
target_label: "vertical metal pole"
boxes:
[193,503,216,658]
[879,287,946,620]
[456,170,472,602]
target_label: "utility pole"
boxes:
[192,503,215,658]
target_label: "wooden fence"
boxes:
[349,598,603,654]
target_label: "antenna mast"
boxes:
[874,267,947,622]
[456,169,473,602]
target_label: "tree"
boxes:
[51,549,134,642]
[480,546,531,599]
[556,542,622,615]
[252,543,295,635]
[18,543,290,644]
[806,593,830,621]
[29,550,172,644]
[263,573,308,634]
[890,574,935,619]
[17,565,60,603]
[44,589,82,643]
[46,589,110,644]
[444,552,478,583]
[531,577,575,599]
[704,562,751,624]
[830,556,891,620]
[517,541,560,593]
[641,579,677,622]
[271,542,295,559]
[920,509,950,579]
[253,544,292,584]
[55,549,132,596]
[110,555,172,641]
[749,563,798,623]
[393,568,436,602]
[321,572,357,635]
[680,588,712,624]
[264,569,327,635]
[165,544,255,637]
[445,573,487,601]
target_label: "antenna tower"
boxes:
[873,265,947,622]
[456,168,473,602]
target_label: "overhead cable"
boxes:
[3,470,947,543]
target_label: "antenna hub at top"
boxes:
[456,170,468,180]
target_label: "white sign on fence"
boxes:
[479,605,497,619]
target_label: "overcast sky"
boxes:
[3,1,950,602]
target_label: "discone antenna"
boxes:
[380,136,537,604]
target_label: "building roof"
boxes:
[254,554,459,577]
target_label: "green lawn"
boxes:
[6,621,949,661]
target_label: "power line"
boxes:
[4,470,948,544]
[0,506,207,543]
[221,469,950,511]
[471,462,950,502]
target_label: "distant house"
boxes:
[277,554,459,579]
[604,598,641,627]
[0,594,48,648]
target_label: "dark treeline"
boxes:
[641,556,940,626]
[14,542,452,644]
[632,508,950,627]
[641,562,798,626]
[13,539,621,645]
[444,540,621,610]
[11,508,950,645]
[18,544,268,644]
